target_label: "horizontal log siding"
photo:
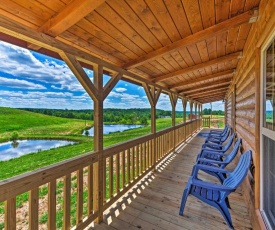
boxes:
[225,0,275,228]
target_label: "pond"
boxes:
[83,124,144,136]
[0,140,76,161]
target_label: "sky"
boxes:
[0,41,224,111]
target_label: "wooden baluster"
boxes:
[143,142,146,171]
[136,145,140,176]
[29,188,39,230]
[131,147,134,180]
[63,174,71,230]
[116,153,120,192]
[77,169,83,224]
[122,151,125,188]
[5,197,16,230]
[48,181,56,230]
[127,149,130,184]
[103,159,106,204]
[109,156,113,198]
[88,164,93,215]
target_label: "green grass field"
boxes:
[0,107,183,180]
[0,107,185,229]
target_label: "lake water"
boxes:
[84,124,143,136]
[0,140,76,161]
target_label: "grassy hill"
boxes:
[0,107,92,141]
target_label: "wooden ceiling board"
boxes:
[76,19,138,61]
[165,0,192,38]
[58,32,124,65]
[181,0,203,33]
[145,0,181,42]
[186,43,202,65]
[230,0,246,17]
[10,0,55,22]
[235,23,252,51]
[170,51,189,69]
[85,11,146,57]
[126,0,171,46]
[36,0,66,13]
[215,0,231,23]
[107,0,163,50]
[0,1,45,27]
[199,0,215,29]
[66,25,130,62]
[96,3,154,54]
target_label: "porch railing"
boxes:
[202,117,211,127]
[0,119,201,229]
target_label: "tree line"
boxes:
[21,108,223,125]
[20,108,185,125]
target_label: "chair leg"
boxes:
[225,197,231,209]
[217,201,234,229]
[179,187,190,216]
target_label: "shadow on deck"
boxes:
[90,129,252,230]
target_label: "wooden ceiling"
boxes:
[0,0,260,104]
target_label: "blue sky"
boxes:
[0,41,224,111]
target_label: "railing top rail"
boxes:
[0,150,98,202]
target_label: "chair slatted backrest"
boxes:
[223,150,251,189]
[223,138,241,164]
[222,133,236,152]
[220,128,230,142]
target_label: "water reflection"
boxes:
[84,124,143,136]
[0,140,76,161]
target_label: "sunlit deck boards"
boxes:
[91,129,252,230]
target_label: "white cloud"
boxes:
[0,76,46,89]
[0,41,84,92]
[115,87,127,93]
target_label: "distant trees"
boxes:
[202,108,224,115]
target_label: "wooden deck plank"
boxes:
[91,129,252,230]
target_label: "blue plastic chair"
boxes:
[205,128,230,145]
[196,139,242,183]
[200,132,236,153]
[179,150,252,229]
[208,124,229,137]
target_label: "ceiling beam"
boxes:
[169,69,234,89]
[192,91,227,100]
[153,52,241,82]
[188,87,228,98]
[180,80,231,94]
[199,96,225,103]
[123,9,258,69]
[41,0,105,36]
[28,0,106,50]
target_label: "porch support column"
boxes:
[60,51,121,223]
[190,100,193,121]
[182,98,187,141]
[224,99,227,125]
[143,83,161,169]
[169,93,178,151]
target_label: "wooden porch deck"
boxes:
[90,129,252,230]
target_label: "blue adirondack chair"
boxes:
[200,132,236,152]
[208,124,229,137]
[195,139,242,183]
[205,128,230,145]
[179,150,252,229]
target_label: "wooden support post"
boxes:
[190,100,193,121]
[224,99,227,126]
[143,83,161,169]
[61,53,122,223]
[93,64,104,223]
[182,98,187,141]
[169,93,178,152]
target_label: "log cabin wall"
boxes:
[225,0,275,229]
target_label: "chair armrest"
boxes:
[201,148,224,153]
[197,158,228,165]
[191,178,235,192]
[193,163,231,177]
[202,143,223,150]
